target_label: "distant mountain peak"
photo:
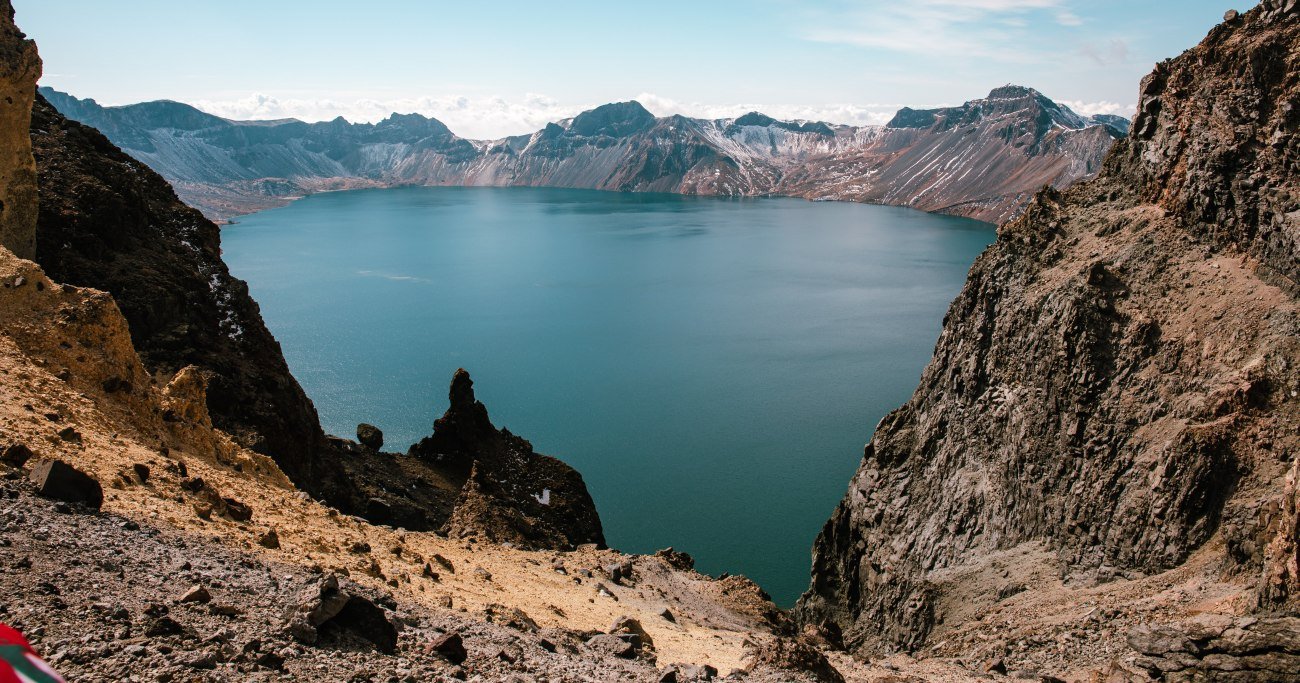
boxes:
[986,84,1042,100]
[728,111,835,136]
[567,101,655,138]
[886,85,1093,133]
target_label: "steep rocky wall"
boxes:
[797,3,1300,654]
[29,94,326,484]
[0,0,39,258]
[1125,4,1300,293]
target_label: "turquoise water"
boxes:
[221,187,993,605]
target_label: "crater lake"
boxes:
[221,186,994,605]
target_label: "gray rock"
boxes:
[586,633,636,659]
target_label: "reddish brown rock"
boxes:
[0,0,39,259]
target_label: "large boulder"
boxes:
[356,423,383,451]
[28,459,102,509]
[284,574,398,654]
[742,637,844,683]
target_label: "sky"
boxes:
[17,0,1256,140]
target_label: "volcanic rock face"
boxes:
[0,0,38,259]
[29,93,326,484]
[413,369,605,550]
[40,85,1123,224]
[797,2,1300,655]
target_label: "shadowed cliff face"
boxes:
[40,85,1123,225]
[30,93,326,482]
[0,0,38,259]
[797,3,1300,656]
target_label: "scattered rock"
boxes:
[483,604,537,632]
[285,574,397,653]
[659,663,718,682]
[131,463,149,483]
[356,423,384,451]
[609,615,655,650]
[145,616,184,637]
[743,637,844,683]
[1,443,33,468]
[56,426,81,444]
[28,459,102,509]
[427,632,468,664]
[655,547,695,571]
[586,633,636,659]
[177,585,211,604]
[604,559,635,585]
[254,651,285,670]
[983,658,1007,675]
[257,528,280,549]
[333,594,399,654]
[222,497,252,522]
[285,574,351,645]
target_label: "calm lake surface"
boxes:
[221,186,994,605]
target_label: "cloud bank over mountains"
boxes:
[179,91,1132,140]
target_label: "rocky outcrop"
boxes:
[798,2,1300,655]
[1124,4,1300,294]
[41,85,1122,224]
[742,637,844,683]
[416,369,605,550]
[1126,615,1300,682]
[0,0,38,259]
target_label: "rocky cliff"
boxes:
[29,83,602,550]
[41,86,1123,224]
[0,0,37,259]
[797,5,1300,679]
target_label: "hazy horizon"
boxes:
[19,1,1256,138]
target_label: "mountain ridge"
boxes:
[39,85,1126,224]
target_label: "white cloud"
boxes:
[191,92,588,140]
[1058,99,1134,118]
[186,91,915,139]
[1055,10,1084,26]
[634,93,905,127]
[800,0,1080,61]
[1079,38,1130,66]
